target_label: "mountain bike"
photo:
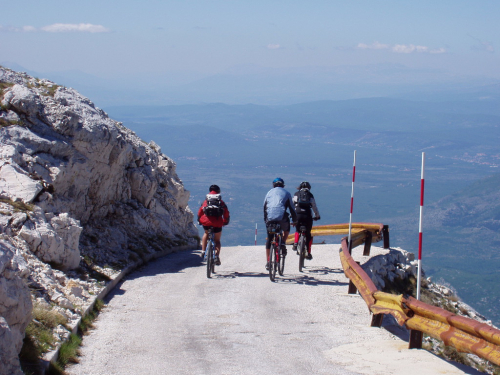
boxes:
[297,218,319,272]
[297,225,308,272]
[267,222,285,281]
[204,227,217,278]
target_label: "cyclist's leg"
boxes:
[294,214,304,246]
[305,216,314,259]
[293,215,303,246]
[292,215,305,250]
[305,216,313,252]
[280,218,291,244]
[265,231,272,268]
[213,229,222,256]
[201,227,210,253]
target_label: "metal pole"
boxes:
[417,152,425,300]
[410,153,425,349]
[348,150,356,253]
[255,223,257,246]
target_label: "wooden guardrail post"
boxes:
[409,330,423,349]
[347,280,357,294]
[347,261,360,294]
[382,225,390,248]
[371,313,384,327]
[363,230,372,256]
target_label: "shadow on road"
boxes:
[276,273,348,286]
[104,250,204,301]
[211,271,268,279]
[131,249,204,278]
[210,267,348,287]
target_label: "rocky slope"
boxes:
[0,66,198,374]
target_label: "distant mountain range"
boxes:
[3,61,500,107]
[392,173,500,326]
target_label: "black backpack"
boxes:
[296,189,312,209]
[203,193,224,217]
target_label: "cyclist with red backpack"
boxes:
[292,181,320,260]
[198,185,230,265]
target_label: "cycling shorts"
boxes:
[203,226,222,233]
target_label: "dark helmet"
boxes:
[298,181,311,190]
[272,177,284,188]
[209,184,220,193]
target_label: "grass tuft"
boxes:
[0,197,34,212]
[79,298,105,334]
[20,303,68,365]
[57,334,82,366]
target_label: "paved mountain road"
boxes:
[67,245,480,375]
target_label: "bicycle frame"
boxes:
[298,225,308,272]
[268,224,285,281]
[205,227,217,278]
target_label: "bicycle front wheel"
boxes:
[269,243,277,282]
[298,235,305,272]
[278,245,285,276]
[206,242,213,278]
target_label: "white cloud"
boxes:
[267,44,281,50]
[358,42,445,54]
[392,44,428,53]
[468,34,494,53]
[0,23,109,33]
[0,25,22,32]
[430,48,446,54]
[357,41,389,50]
[473,42,494,53]
[41,23,110,33]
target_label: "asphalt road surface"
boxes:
[67,244,481,375]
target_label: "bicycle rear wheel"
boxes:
[278,244,285,276]
[206,242,213,278]
[269,243,277,282]
[298,235,305,272]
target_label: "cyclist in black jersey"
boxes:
[292,181,320,260]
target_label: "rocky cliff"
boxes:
[0,66,198,374]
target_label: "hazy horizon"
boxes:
[2,1,499,106]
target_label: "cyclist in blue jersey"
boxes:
[263,177,297,270]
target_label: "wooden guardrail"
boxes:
[286,223,390,253]
[338,230,500,366]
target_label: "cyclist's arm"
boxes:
[263,199,268,222]
[310,197,320,218]
[222,201,230,225]
[286,194,297,223]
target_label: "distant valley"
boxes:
[105,97,500,325]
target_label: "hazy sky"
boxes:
[1,0,499,83]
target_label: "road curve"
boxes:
[67,244,480,375]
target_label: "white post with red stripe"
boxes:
[348,150,356,253]
[417,152,425,300]
[255,223,258,246]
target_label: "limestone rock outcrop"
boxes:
[361,247,418,290]
[0,66,198,373]
[0,240,32,375]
